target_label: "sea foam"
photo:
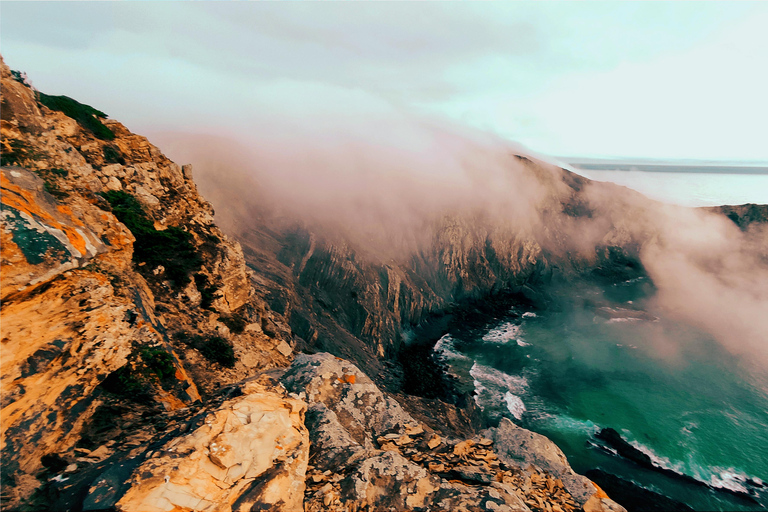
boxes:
[482,322,521,344]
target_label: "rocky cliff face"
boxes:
[1,56,631,511]
[1,56,294,509]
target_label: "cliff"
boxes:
[0,56,630,511]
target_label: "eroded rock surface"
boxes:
[0,54,294,509]
[114,379,308,512]
[284,353,602,512]
[487,418,626,512]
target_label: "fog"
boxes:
[153,109,768,369]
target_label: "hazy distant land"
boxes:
[563,157,768,174]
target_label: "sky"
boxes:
[1,1,767,162]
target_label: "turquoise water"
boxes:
[435,282,768,510]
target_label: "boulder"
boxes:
[114,380,308,512]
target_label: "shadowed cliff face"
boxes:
[156,124,768,377]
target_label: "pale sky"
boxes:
[2,1,767,161]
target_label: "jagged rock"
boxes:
[335,451,442,510]
[304,402,365,472]
[0,54,293,509]
[1,167,116,299]
[114,381,308,512]
[281,353,416,447]
[486,418,626,510]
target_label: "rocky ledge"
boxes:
[57,354,623,512]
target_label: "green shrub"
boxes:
[101,190,202,287]
[37,92,114,140]
[140,348,176,381]
[99,364,151,403]
[103,145,125,164]
[199,336,236,368]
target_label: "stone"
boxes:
[281,353,415,446]
[105,176,123,191]
[427,434,442,449]
[114,383,308,512]
[453,439,475,457]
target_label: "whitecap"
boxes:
[433,334,469,361]
[546,415,599,435]
[482,322,521,344]
[626,438,687,475]
[469,362,528,394]
[504,392,526,420]
[522,312,537,319]
[708,468,752,494]
[516,339,531,347]
[606,317,641,324]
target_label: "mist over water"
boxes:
[157,114,768,510]
[156,115,768,370]
[436,281,768,511]
[577,168,768,207]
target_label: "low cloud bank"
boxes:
[152,107,768,369]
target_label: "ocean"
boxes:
[566,161,768,207]
[434,166,768,511]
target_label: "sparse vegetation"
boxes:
[140,348,176,381]
[199,336,236,368]
[10,69,32,88]
[37,92,115,140]
[99,364,152,403]
[101,190,202,287]
[1,139,39,166]
[194,273,218,309]
[103,145,125,165]
[43,179,68,199]
[175,332,237,368]
[219,311,247,334]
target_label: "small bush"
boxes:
[10,69,32,88]
[37,92,114,140]
[43,179,68,199]
[219,312,247,334]
[194,273,218,309]
[103,145,125,165]
[40,454,68,473]
[2,139,32,166]
[199,336,236,368]
[99,365,152,403]
[101,190,202,287]
[140,348,176,381]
